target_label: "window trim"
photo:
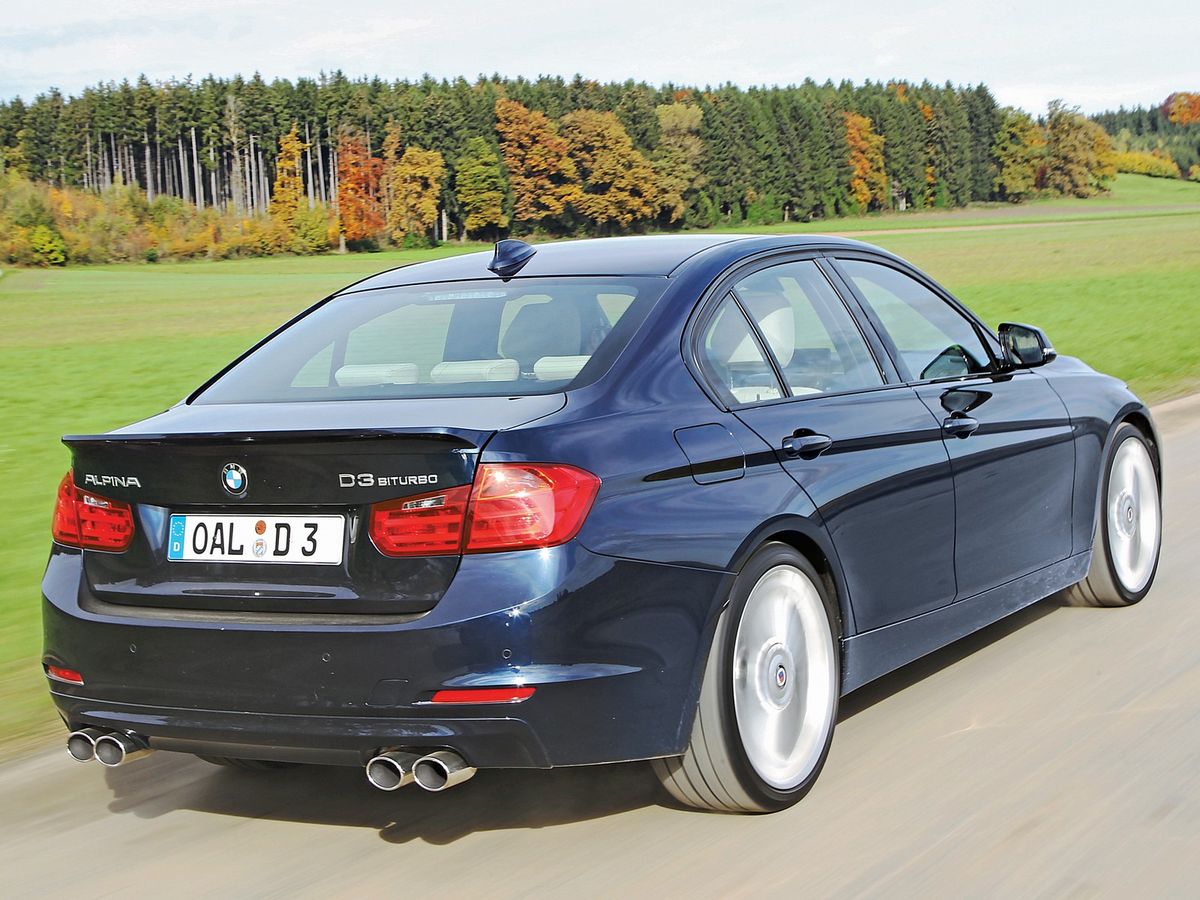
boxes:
[826,253,1004,386]
[683,249,898,411]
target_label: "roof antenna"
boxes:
[487,239,537,279]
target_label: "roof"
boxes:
[339,233,882,292]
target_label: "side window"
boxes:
[698,294,784,405]
[839,259,992,381]
[734,260,883,395]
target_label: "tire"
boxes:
[1064,423,1162,607]
[653,543,841,813]
[197,755,300,771]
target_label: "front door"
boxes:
[832,256,1075,600]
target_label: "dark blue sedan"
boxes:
[43,235,1162,812]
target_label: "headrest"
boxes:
[532,355,591,381]
[430,359,520,384]
[739,291,794,367]
[334,363,419,387]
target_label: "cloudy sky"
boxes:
[1,0,1194,113]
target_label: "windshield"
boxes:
[193,277,667,404]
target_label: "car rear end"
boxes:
[41,271,718,783]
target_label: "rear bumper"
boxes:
[43,543,729,768]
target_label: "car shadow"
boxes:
[100,595,1067,841]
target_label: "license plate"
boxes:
[167,514,345,565]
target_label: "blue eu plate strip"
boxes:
[167,515,186,560]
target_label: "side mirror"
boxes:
[999,322,1056,368]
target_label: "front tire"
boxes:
[653,544,840,812]
[1065,423,1162,607]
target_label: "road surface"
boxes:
[3,397,1198,898]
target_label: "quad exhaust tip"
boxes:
[93,732,153,767]
[412,750,476,792]
[365,750,422,791]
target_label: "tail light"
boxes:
[52,472,135,552]
[369,463,600,557]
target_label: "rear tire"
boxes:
[653,543,840,813]
[1065,423,1161,607]
[197,756,300,771]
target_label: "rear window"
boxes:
[194,277,666,403]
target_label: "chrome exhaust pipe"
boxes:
[93,732,153,767]
[67,727,106,762]
[412,750,476,792]
[365,750,422,791]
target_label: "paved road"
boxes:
[4,399,1198,898]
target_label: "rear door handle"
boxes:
[942,415,980,438]
[782,432,833,459]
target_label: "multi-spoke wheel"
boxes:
[1066,423,1162,607]
[653,543,840,812]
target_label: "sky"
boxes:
[1,0,1195,114]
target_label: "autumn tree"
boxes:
[336,129,383,244]
[1164,92,1200,126]
[992,108,1045,202]
[455,136,508,239]
[1044,101,1116,198]
[494,98,579,231]
[387,146,446,245]
[560,109,659,232]
[269,123,306,229]
[653,102,705,224]
[844,111,888,212]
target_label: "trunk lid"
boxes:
[64,395,564,616]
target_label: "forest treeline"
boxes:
[0,74,1196,266]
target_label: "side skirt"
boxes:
[841,551,1092,695]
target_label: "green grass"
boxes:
[1,175,1199,758]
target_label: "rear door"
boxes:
[831,255,1075,600]
[693,256,957,633]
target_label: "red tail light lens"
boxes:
[464,463,600,553]
[430,687,535,704]
[52,472,135,551]
[368,484,472,557]
[368,463,599,557]
[45,663,85,685]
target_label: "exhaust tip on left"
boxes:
[366,750,422,791]
[94,732,153,767]
[67,728,106,762]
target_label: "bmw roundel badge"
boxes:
[221,462,248,496]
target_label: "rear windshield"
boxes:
[193,277,667,403]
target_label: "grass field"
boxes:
[1,173,1198,758]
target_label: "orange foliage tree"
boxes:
[494,98,580,231]
[336,129,384,243]
[844,111,888,212]
[1164,92,1200,126]
[560,109,659,231]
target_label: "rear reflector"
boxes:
[369,484,471,557]
[369,463,599,558]
[45,664,85,685]
[430,687,535,704]
[52,472,135,552]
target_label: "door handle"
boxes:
[942,415,980,438]
[782,432,833,459]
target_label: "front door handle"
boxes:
[942,415,980,438]
[782,432,833,459]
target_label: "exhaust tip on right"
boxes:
[412,750,476,792]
